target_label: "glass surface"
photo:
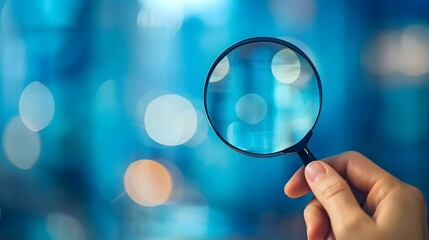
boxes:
[205,40,321,155]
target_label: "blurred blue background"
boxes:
[1,0,429,239]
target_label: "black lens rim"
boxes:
[203,37,323,158]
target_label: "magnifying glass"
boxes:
[203,37,322,166]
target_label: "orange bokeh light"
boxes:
[124,160,172,207]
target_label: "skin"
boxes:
[284,151,429,240]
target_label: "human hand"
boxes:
[284,151,429,240]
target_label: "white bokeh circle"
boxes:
[235,94,267,125]
[3,116,41,170]
[209,56,230,83]
[19,81,55,131]
[271,48,301,84]
[144,94,197,146]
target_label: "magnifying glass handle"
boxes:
[298,147,316,166]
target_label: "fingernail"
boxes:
[305,161,326,182]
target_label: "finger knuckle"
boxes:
[319,178,349,201]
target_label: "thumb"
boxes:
[305,161,367,227]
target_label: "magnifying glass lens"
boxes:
[204,38,322,159]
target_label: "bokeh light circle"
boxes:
[235,94,267,124]
[124,160,172,207]
[401,24,429,76]
[209,56,230,83]
[144,94,197,146]
[271,48,301,84]
[3,116,41,170]
[19,81,55,132]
